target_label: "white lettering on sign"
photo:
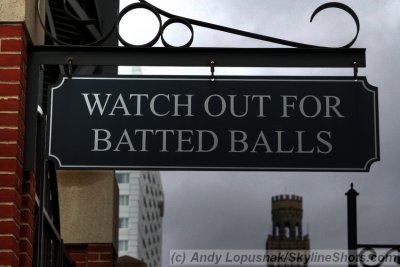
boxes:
[83,92,344,155]
[82,93,194,117]
[281,95,345,118]
[92,129,219,153]
[204,94,272,117]
[228,130,332,154]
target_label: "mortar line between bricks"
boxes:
[0,66,20,70]
[0,126,18,129]
[0,250,16,254]
[20,208,33,213]
[0,234,18,238]
[0,218,18,223]
[0,203,18,207]
[0,171,16,174]
[0,96,19,100]
[0,82,19,85]
[0,111,19,114]
[0,37,22,40]
[0,52,21,55]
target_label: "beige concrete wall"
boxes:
[0,0,45,44]
[58,170,119,249]
[0,0,25,21]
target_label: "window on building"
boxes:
[119,218,129,228]
[295,223,301,239]
[119,240,129,252]
[274,223,279,238]
[284,222,291,239]
[116,172,130,183]
[120,195,129,206]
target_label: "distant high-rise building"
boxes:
[116,171,164,267]
[266,195,309,266]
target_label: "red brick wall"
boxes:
[67,243,117,267]
[0,23,35,267]
[1,22,118,267]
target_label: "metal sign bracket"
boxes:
[25,45,367,171]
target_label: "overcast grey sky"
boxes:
[119,0,400,266]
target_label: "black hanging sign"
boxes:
[47,76,379,171]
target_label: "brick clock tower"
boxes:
[266,195,310,266]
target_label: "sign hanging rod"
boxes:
[24,46,366,171]
[30,46,366,68]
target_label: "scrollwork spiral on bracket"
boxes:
[118,0,360,48]
[359,247,400,267]
[37,0,360,48]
